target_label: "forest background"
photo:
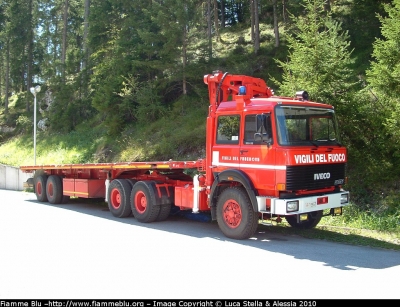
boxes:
[0,0,400,236]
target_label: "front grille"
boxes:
[286,163,346,191]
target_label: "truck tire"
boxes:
[126,179,137,188]
[61,195,70,204]
[108,179,132,218]
[130,181,160,223]
[156,204,172,222]
[46,175,63,204]
[216,186,259,240]
[34,174,48,202]
[285,210,323,229]
[155,185,173,221]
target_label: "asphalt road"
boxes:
[0,189,399,300]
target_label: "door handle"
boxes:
[240,150,248,154]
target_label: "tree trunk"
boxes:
[213,0,219,41]
[62,0,69,81]
[207,0,212,58]
[282,0,288,23]
[273,0,280,48]
[324,0,331,12]
[254,0,260,54]
[0,50,2,105]
[5,39,10,114]
[250,0,255,43]
[82,0,90,71]
[182,22,187,95]
[26,0,34,112]
[221,0,225,28]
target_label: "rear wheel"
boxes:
[61,195,70,204]
[126,179,137,188]
[130,181,160,223]
[156,184,173,222]
[124,179,137,217]
[108,179,132,218]
[285,210,323,229]
[216,186,258,240]
[46,175,63,204]
[156,204,172,221]
[34,174,48,202]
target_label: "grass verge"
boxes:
[258,222,400,251]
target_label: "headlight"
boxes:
[287,200,299,212]
[341,193,349,204]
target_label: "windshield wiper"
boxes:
[329,139,342,147]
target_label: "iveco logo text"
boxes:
[314,172,330,180]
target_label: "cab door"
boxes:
[211,114,241,172]
[240,113,277,195]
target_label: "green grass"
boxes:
[0,123,109,166]
[260,223,400,250]
[266,205,400,250]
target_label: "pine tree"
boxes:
[0,0,8,112]
[364,0,400,173]
[366,0,400,100]
[271,0,355,107]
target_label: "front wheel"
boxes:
[285,210,323,229]
[216,186,258,240]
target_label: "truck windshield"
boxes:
[275,105,340,146]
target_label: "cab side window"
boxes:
[244,114,272,144]
[216,115,240,144]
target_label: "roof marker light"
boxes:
[296,91,309,101]
[239,86,246,95]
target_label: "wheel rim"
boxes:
[110,188,121,209]
[135,191,147,213]
[48,182,54,197]
[222,199,242,229]
[36,182,42,196]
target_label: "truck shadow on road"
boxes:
[27,197,400,271]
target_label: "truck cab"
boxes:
[204,71,349,239]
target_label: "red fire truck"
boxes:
[20,71,350,240]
